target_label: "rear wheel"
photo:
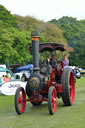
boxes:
[61,69,75,106]
[48,86,57,115]
[15,87,26,115]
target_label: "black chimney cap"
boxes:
[31,31,40,37]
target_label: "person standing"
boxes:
[6,71,11,79]
[62,54,69,67]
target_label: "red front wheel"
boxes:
[48,86,57,115]
[15,87,26,115]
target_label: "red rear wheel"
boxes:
[69,71,75,104]
[15,87,26,115]
[61,69,75,106]
[48,86,57,115]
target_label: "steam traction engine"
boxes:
[15,31,75,115]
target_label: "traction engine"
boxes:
[14,31,75,115]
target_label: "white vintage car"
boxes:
[0,72,30,96]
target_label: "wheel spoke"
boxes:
[53,98,56,102]
[61,69,75,106]
[48,87,57,115]
[52,89,56,112]
[15,87,26,114]
[69,72,75,104]
[18,97,22,104]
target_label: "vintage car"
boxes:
[14,31,75,115]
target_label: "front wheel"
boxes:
[48,86,57,115]
[15,87,26,115]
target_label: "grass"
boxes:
[0,77,85,128]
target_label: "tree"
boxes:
[50,16,85,68]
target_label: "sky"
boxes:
[0,0,85,21]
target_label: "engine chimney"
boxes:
[31,31,40,71]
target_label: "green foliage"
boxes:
[0,5,85,68]
[0,5,67,65]
[0,5,17,27]
[16,15,67,44]
[50,16,85,68]
[0,27,32,64]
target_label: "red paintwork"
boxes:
[15,39,75,115]
[26,67,63,103]
[27,43,74,103]
[69,72,75,104]
[56,61,63,75]
[26,44,74,104]
[47,68,56,87]
[18,88,26,113]
[56,84,63,93]
[25,67,75,105]
[15,61,75,115]
[51,88,57,113]
[27,97,48,102]
[47,68,63,93]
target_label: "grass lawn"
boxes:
[0,77,85,128]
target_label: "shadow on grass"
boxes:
[23,99,65,116]
[76,88,85,94]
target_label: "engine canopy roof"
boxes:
[29,43,73,53]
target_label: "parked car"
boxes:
[0,72,30,96]
[16,64,33,73]
[73,68,81,79]
[80,69,85,77]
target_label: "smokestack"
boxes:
[31,31,40,71]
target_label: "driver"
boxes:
[50,55,57,68]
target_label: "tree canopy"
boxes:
[0,5,84,68]
[50,16,85,68]
[0,5,67,65]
